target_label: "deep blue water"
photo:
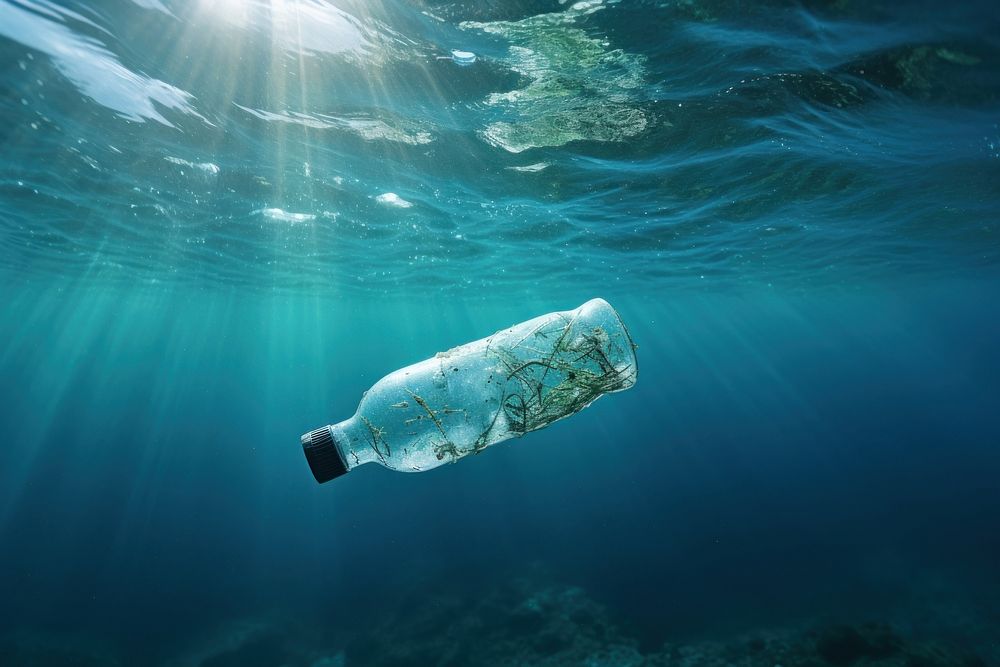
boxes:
[2,1,1000,665]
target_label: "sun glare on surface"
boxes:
[197,0,369,55]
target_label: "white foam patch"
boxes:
[259,208,316,223]
[235,106,433,145]
[129,0,172,15]
[165,156,220,175]
[508,162,551,172]
[376,192,413,208]
[342,117,433,145]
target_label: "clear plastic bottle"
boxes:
[300,298,637,482]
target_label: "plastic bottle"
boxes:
[300,298,637,483]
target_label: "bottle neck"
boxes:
[331,416,381,470]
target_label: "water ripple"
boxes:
[0,0,998,295]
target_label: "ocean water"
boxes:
[2,0,1000,665]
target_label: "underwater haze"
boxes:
[2,0,1000,665]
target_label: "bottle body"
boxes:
[302,298,637,481]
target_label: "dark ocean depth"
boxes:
[1,1,999,665]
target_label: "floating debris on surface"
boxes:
[164,156,220,175]
[375,192,413,208]
[451,49,477,65]
[258,208,316,223]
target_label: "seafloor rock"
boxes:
[347,578,643,667]
[345,577,991,667]
[815,623,901,665]
[654,623,988,667]
[153,575,995,667]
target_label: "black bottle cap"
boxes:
[301,426,348,484]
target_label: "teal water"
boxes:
[2,1,1000,665]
